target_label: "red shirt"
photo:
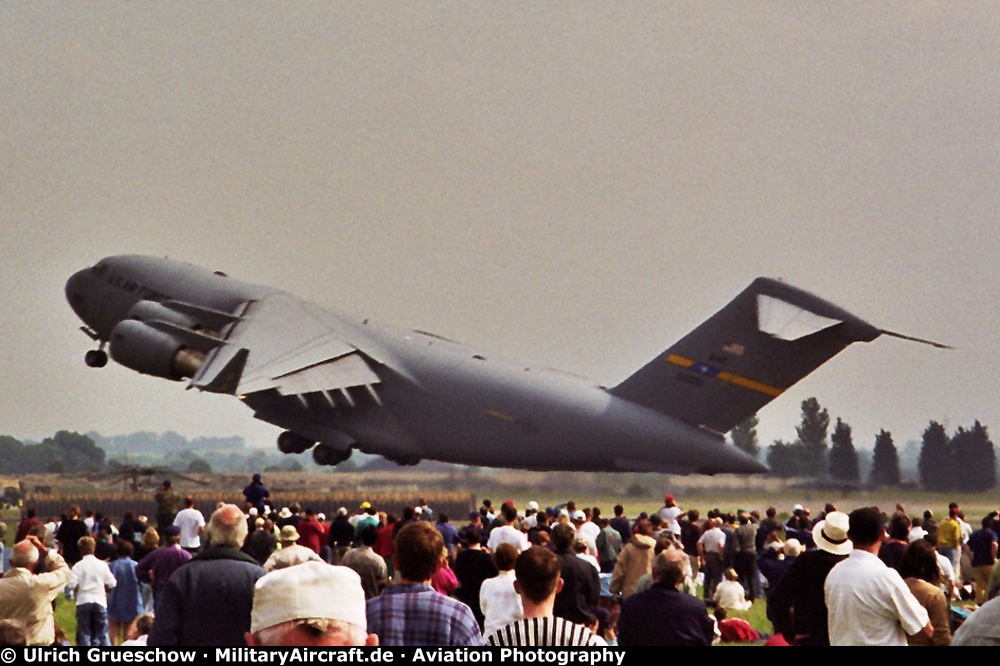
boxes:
[296,518,327,554]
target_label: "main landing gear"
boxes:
[276,431,354,467]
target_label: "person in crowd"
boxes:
[242,473,270,514]
[698,516,726,602]
[430,545,459,596]
[366,521,482,646]
[134,527,160,562]
[453,527,498,630]
[755,507,783,553]
[550,522,600,626]
[0,535,70,645]
[733,511,759,601]
[610,519,655,599]
[55,504,89,570]
[436,513,460,560]
[295,508,327,555]
[617,549,715,646]
[107,540,144,646]
[595,516,623,575]
[118,512,147,550]
[968,515,998,605]
[937,503,963,573]
[264,525,323,572]
[154,480,182,537]
[121,613,154,647]
[373,512,397,580]
[714,606,761,644]
[15,508,42,543]
[341,524,388,600]
[136,525,192,609]
[767,512,851,645]
[824,507,932,646]
[487,503,529,553]
[479,542,522,637]
[658,495,683,539]
[714,568,752,611]
[147,504,266,646]
[69,536,117,646]
[246,561,378,646]
[878,511,910,571]
[328,508,355,564]
[485,546,605,646]
[899,539,951,646]
[173,496,206,554]
[246,517,278,565]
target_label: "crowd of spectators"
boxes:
[3,477,1000,647]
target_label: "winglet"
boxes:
[192,347,249,394]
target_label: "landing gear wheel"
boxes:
[85,349,108,368]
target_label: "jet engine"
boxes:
[108,320,203,380]
[127,300,201,329]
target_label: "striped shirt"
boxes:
[486,616,606,646]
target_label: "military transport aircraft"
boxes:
[65,256,944,475]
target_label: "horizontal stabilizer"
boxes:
[610,278,882,434]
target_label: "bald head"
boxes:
[206,503,249,548]
[10,540,40,569]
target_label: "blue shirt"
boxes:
[366,583,483,646]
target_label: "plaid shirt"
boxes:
[367,583,483,646]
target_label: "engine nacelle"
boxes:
[127,300,198,329]
[109,319,204,381]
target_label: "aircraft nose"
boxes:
[65,269,91,319]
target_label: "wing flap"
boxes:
[271,352,380,397]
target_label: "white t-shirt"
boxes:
[173,508,206,549]
[825,549,929,646]
[69,554,117,607]
[487,525,529,552]
[479,570,523,637]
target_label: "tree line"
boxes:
[730,397,997,490]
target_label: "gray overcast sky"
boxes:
[2,3,997,458]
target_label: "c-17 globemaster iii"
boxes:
[65,256,945,475]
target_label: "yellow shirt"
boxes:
[937,518,961,549]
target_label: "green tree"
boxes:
[186,457,213,473]
[729,415,760,459]
[870,429,901,486]
[35,431,105,472]
[796,398,830,478]
[918,421,951,490]
[829,418,860,483]
[952,421,995,491]
[767,440,801,478]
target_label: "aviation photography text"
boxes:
[11,647,627,666]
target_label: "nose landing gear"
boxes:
[85,348,108,368]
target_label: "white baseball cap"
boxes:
[250,562,367,634]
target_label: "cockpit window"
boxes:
[91,263,108,278]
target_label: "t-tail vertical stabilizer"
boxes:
[609,278,882,435]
